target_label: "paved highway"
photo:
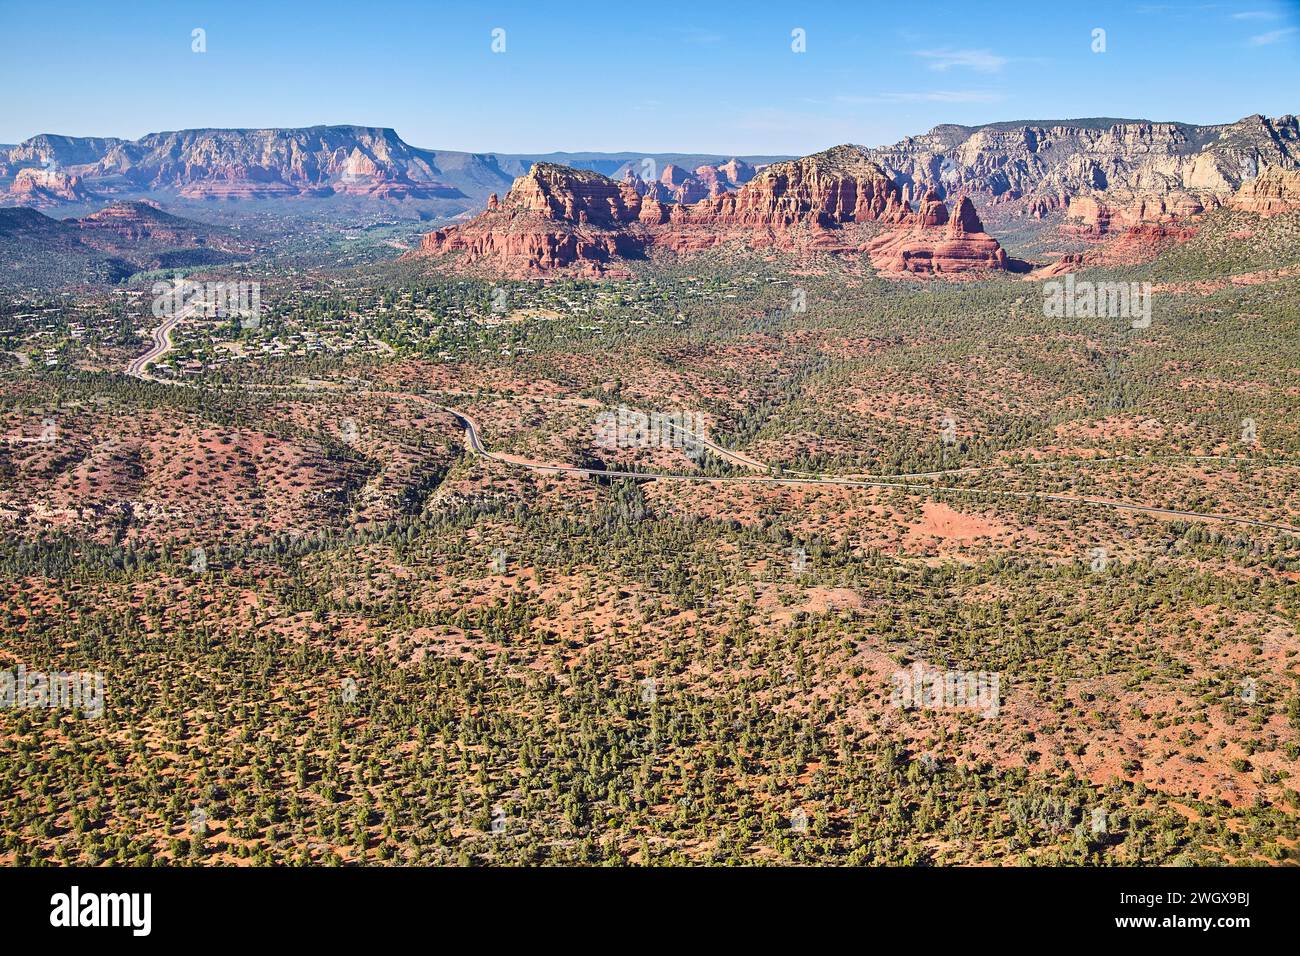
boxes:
[126,300,198,379]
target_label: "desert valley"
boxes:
[2,0,1300,904]
[1,109,1298,872]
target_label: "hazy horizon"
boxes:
[4,110,1295,159]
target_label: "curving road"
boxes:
[443,403,1300,535]
[123,320,1300,536]
[127,301,199,379]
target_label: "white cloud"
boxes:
[1231,10,1277,20]
[874,90,1004,104]
[727,108,865,141]
[912,48,1008,73]
[1249,26,1297,44]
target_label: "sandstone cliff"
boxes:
[10,167,95,205]
[1229,165,1300,215]
[864,114,1300,226]
[867,195,1013,276]
[415,164,644,277]
[2,126,481,206]
[410,148,1017,278]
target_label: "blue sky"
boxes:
[1,0,1297,153]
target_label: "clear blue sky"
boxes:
[1,0,1297,153]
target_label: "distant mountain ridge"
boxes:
[5,115,1293,227]
[0,126,788,216]
[861,113,1300,224]
[410,112,1300,280]
[4,115,1298,287]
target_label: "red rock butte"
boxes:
[866,194,1015,276]
[410,145,1021,278]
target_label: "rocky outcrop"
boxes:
[75,200,222,245]
[69,200,249,266]
[1229,166,1300,216]
[679,146,911,228]
[176,168,306,200]
[3,135,125,172]
[502,163,638,223]
[914,187,950,226]
[412,148,1017,278]
[96,127,463,197]
[867,196,1014,275]
[1103,221,1199,262]
[717,158,757,187]
[1064,191,1207,235]
[655,164,707,203]
[10,167,95,205]
[628,147,909,255]
[618,158,759,203]
[2,126,481,207]
[694,159,756,197]
[414,163,644,277]
[863,114,1300,226]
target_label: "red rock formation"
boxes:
[915,187,950,227]
[411,148,1014,278]
[1031,217,1197,276]
[867,196,1012,275]
[72,200,245,255]
[1229,166,1300,216]
[10,167,94,205]
[507,163,637,224]
[863,114,1300,220]
[1102,222,1198,262]
[949,196,983,233]
[331,174,458,199]
[642,181,672,202]
[671,146,911,231]
[718,158,756,187]
[1064,192,1207,235]
[693,164,728,198]
[413,163,644,277]
[76,200,173,241]
[650,164,704,203]
[1032,252,1087,278]
[178,166,304,200]
[694,158,757,197]
[619,169,648,197]
[1050,188,1207,264]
